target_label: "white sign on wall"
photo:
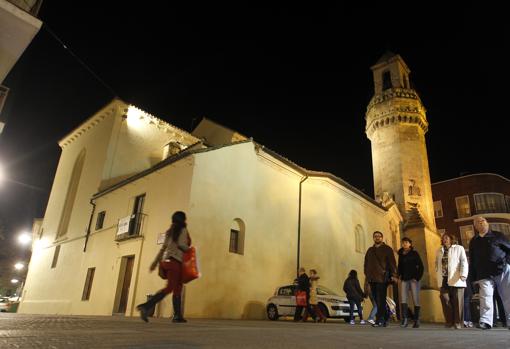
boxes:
[157,232,166,245]
[117,216,131,235]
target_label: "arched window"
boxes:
[229,218,245,255]
[382,71,392,91]
[57,149,86,239]
[354,224,365,253]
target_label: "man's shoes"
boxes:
[349,320,355,325]
[136,304,149,323]
[172,318,187,323]
[371,322,381,327]
[454,323,462,330]
[476,322,491,330]
[367,319,375,325]
[360,320,366,325]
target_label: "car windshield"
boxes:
[316,286,339,296]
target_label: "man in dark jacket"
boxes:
[469,216,510,330]
[364,231,397,327]
[293,267,315,321]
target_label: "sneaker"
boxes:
[360,320,366,325]
[468,322,474,328]
[367,319,375,325]
[349,320,355,325]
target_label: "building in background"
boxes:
[432,173,510,250]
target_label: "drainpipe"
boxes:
[297,174,308,277]
[83,198,96,252]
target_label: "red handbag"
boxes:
[182,246,200,284]
[295,290,307,306]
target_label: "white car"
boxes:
[266,284,357,321]
[0,297,10,312]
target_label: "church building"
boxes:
[19,53,443,321]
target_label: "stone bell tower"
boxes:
[365,52,442,321]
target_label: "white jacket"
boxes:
[435,244,468,288]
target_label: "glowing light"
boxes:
[126,105,146,128]
[14,262,24,270]
[17,232,32,245]
[11,279,19,284]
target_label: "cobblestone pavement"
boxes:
[0,313,508,349]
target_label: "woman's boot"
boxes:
[400,303,409,328]
[137,291,166,322]
[413,306,421,328]
[172,296,187,323]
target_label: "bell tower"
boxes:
[365,52,442,320]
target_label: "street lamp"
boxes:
[14,262,24,270]
[17,232,31,246]
[10,278,25,302]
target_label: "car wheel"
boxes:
[318,303,329,318]
[267,304,279,321]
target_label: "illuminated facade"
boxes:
[20,53,445,321]
[365,52,442,320]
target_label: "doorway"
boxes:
[113,255,135,314]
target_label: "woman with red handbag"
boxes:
[137,211,191,323]
[293,267,316,321]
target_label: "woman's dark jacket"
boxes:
[343,277,365,302]
[295,273,311,293]
[397,247,424,281]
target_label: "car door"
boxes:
[275,285,296,316]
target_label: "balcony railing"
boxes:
[475,208,510,214]
[6,0,43,17]
[115,213,145,241]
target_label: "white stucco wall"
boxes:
[21,139,402,319]
[300,177,395,296]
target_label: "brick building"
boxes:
[432,173,510,250]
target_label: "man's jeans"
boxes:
[401,279,421,306]
[367,294,377,321]
[477,263,510,326]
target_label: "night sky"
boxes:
[0,4,508,284]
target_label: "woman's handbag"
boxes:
[158,261,167,280]
[295,290,307,307]
[182,246,200,284]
